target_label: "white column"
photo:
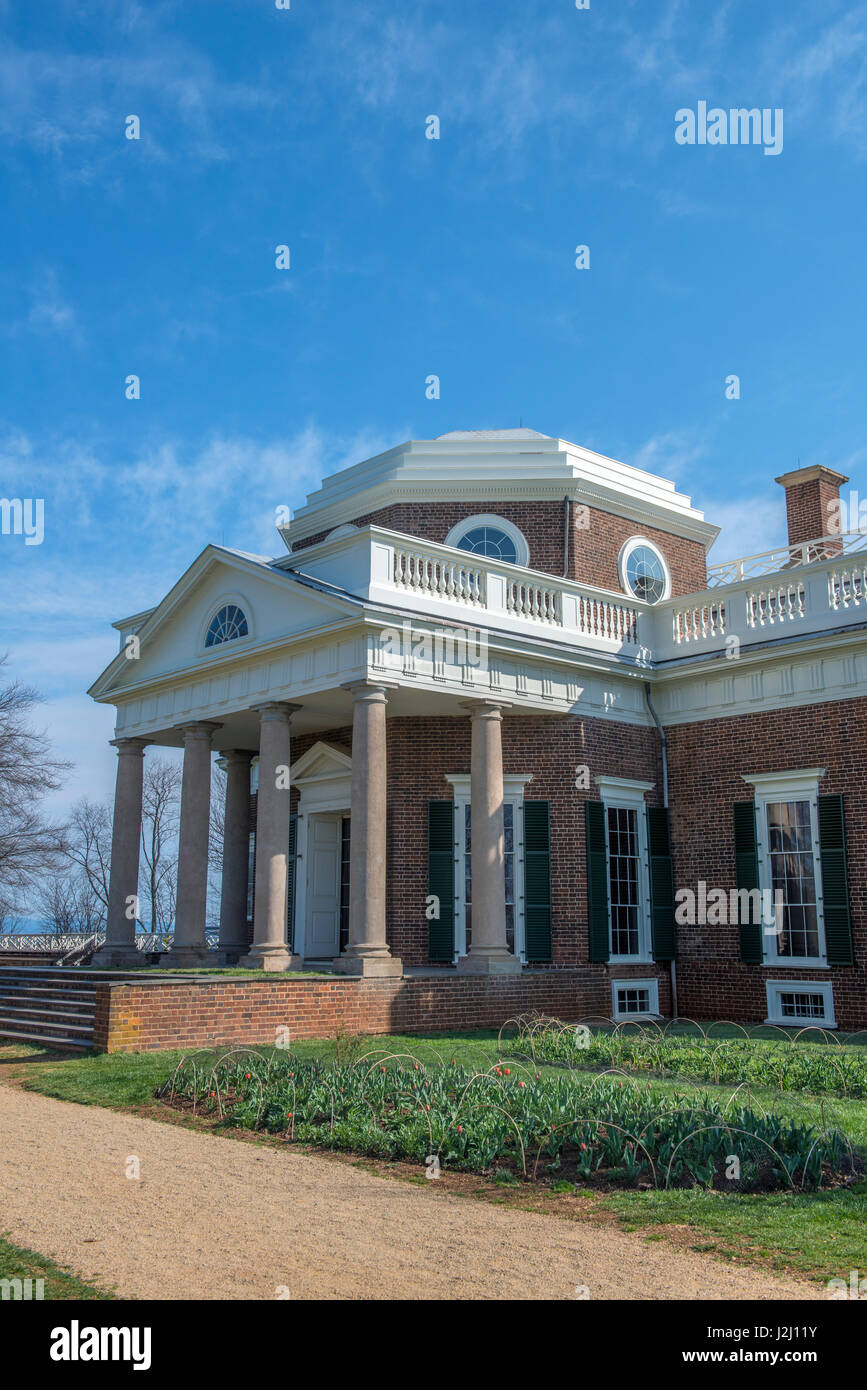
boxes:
[217,750,254,962]
[163,721,220,968]
[333,682,402,977]
[458,700,521,974]
[92,737,149,969]
[242,703,301,972]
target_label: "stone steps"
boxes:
[0,967,98,1051]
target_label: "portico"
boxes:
[92,679,522,977]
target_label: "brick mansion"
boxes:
[86,428,867,1042]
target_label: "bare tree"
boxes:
[140,758,181,932]
[0,656,69,902]
[37,872,105,935]
[64,797,112,910]
[209,765,226,872]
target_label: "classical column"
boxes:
[92,738,149,969]
[216,750,255,962]
[242,703,302,971]
[333,682,402,978]
[163,722,220,968]
[458,700,521,974]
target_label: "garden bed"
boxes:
[156,1045,861,1194]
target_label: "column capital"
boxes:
[342,679,397,702]
[460,699,511,720]
[217,748,256,770]
[109,737,151,755]
[177,721,222,743]
[254,701,302,723]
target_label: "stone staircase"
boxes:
[0,967,100,1050]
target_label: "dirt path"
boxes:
[0,1086,821,1300]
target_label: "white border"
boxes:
[765,979,836,1028]
[611,977,660,1020]
[444,514,531,568]
[617,535,671,604]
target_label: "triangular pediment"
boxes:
[89,546,359,701]
[290,740,352,784]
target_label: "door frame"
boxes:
[290,741,353,960]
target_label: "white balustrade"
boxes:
[828,562,867,610]
[393,546,485,606]
[671,599,727,645]
[745,581,805,628]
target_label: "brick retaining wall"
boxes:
[93,969,611,1053]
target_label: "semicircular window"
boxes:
[456,526,518,565]
[205,604,249,647]
[625,546,667,604]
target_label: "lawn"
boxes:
[6,1024,867,1286]
[0,1234,114,1300]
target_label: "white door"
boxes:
[306,815,341,957]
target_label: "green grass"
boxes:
[7,1027,866,1285]
[606,1187,867,1280]
[0,1235,114,1300]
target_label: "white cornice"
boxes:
[284,435,719,551]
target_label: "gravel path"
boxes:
[0,1086,821,1301]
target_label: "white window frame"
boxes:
[617,536,671,604]
[765,979,836,1028]
[444,514,530,569]
[596,776,655,964]
[611,977,660,1021]
[447,773,532,963]
[743,770,828,969]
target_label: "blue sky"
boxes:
[1,0,866,814]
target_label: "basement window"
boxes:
[765,980,836,1028]
[611,977,659,1020]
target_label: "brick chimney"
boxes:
[775,465,849,547]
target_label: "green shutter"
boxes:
[733,801,762,963]
[286,812,298,950]
[818,795,853,966]
[428,801,455,963]
[646,807,675,961]
[524,801,552,963]
[585,801,610,963]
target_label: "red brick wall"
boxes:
[292,500,707,598]
[93,971,610,1053]
[666,698,867,1032]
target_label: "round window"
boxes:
[619,539,669,604]
[456,526,518,564]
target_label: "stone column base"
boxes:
[160,948,214,970]
[457,952,523,976]
[332,952,403,978]
[214,945,247,967]
[90,947,142,970]
[240,948,304,972]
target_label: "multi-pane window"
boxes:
[463,802,516,953]
[457,527,518,565]
[607,805,641,956]
[779,991,826,1020]
[339,816,351,953]
[766,800,820,959]
[617,987,650,1016]
[205,604,248,647]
